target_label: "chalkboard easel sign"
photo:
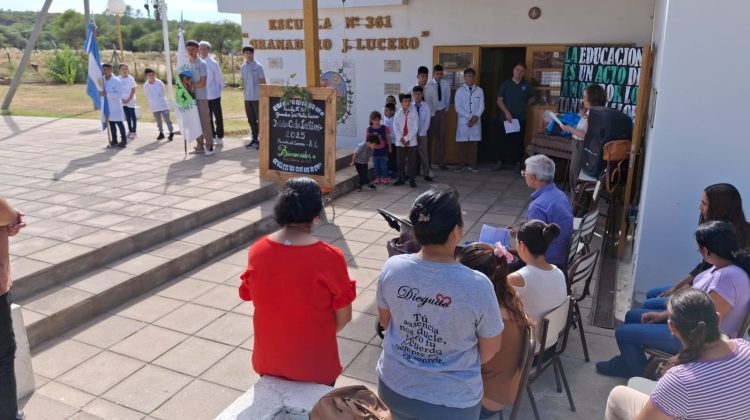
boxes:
[259,85,337,189]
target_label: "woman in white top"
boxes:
[561,84,607,188]
[508,220,568,329]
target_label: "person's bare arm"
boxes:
[0,197,17,226]
[561,124,586,138]
[658,274,695,297]
[335,304,353,332]
[635,400,673,420]
[507,272,525,288]
[378,307,391,330]
[478,334,503,364]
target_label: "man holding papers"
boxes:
[495,63,535,171]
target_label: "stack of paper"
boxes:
[479,224,511,248]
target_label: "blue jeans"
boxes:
[615,308,682,377]
[373,156,389,178]
[123,106,137,133]
[642,285,670,310]
[378,379,481,420]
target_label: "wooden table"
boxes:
[526,132,573,160]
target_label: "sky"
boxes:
[0,0,241,23]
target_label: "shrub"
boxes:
[45,47,86,85]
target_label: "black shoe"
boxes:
[157,132,165,140]
[424,176,434,182]
[393,178,405,186]
[168,132,174,141]
[367,184,377,190]
[409,179,417,188]
[117,142,127,148]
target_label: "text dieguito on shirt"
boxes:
[397,286,452,308]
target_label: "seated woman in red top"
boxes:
[239,177,356,385]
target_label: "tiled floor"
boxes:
[0,116,267,279]
[4,116,626,419]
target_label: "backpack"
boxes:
[309,386,392,420]
[581,107,633,177]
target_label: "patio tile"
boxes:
[81,398,145,420]
[195,312,253,346]
[151,379,242,420]
[107,253,169,276]
[68,269,132,295]
[338,337,367,369]
[64,315,144,349]
[115,294,184,323]
[32,339,101,379]
[36,381,96,409]
[342,344,381,384]
[192,284,243,311]
[352,289,378,315]
[153,302,224,334]
[338,311,378,344]
[27,242,93,264]
[200,348,259,391]
[102,365,192,413]
[109,325,188,362]
[58,351,145,396]
[70,229,130,248]
[153,336,234,377]
[190,261,246,283]
[19,393,78,420]
[157,278,217,302]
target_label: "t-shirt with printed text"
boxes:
[376,254,504,408]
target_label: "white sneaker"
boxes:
[214,138,223,146]
[204,148,215,156]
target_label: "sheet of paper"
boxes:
[545,110,564,127]
[479,224,511,248]
[503,118,521,134]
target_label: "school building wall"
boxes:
[631,0,750,303]
[218,0,656,148]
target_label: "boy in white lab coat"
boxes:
[101,63,127,148]
[392,92,420,188]
[454,68,484,173]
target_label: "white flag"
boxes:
[174,30,203,143]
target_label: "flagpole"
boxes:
[158,1,174,101]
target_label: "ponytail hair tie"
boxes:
[494,242,515,262]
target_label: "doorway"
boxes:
[478,47,526,163]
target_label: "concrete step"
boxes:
[12,150,354,302]
[19,163,362,349]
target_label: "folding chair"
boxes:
[525,297,576,420]
[575,208,600,256]
[566,250,600,362]
[567,228,582,267]
[509,324,536,420]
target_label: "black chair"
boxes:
[566,250,600,362]
[524,297,576,420]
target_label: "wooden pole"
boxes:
[617,45,654,258]
[1,0,53,111]
[116,15,124,59]
[302,0,320,87]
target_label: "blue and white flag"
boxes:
[84,23,109,130]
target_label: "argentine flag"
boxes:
[84,23,109,130]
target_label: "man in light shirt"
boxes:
[429,64,451,169]
[411,85,433,183]
[199,41,225,146]
[413,66,437,174]
[186,39,215,156]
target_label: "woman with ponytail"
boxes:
[460,242,533,420]
[598,220,750,378]
[506,220,568,329]
[604,288,750,420]
[376,185,504,419]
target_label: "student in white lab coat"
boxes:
[454,68,484,172]
[101,63,127,148]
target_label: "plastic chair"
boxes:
[566,250,600,362]
[509,324,537,420]
[524,297,576,420]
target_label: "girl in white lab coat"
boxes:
[454,68,484,172]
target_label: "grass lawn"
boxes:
[0,83,251,136]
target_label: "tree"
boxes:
[187,21,240,60]
[51,10,86,49]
